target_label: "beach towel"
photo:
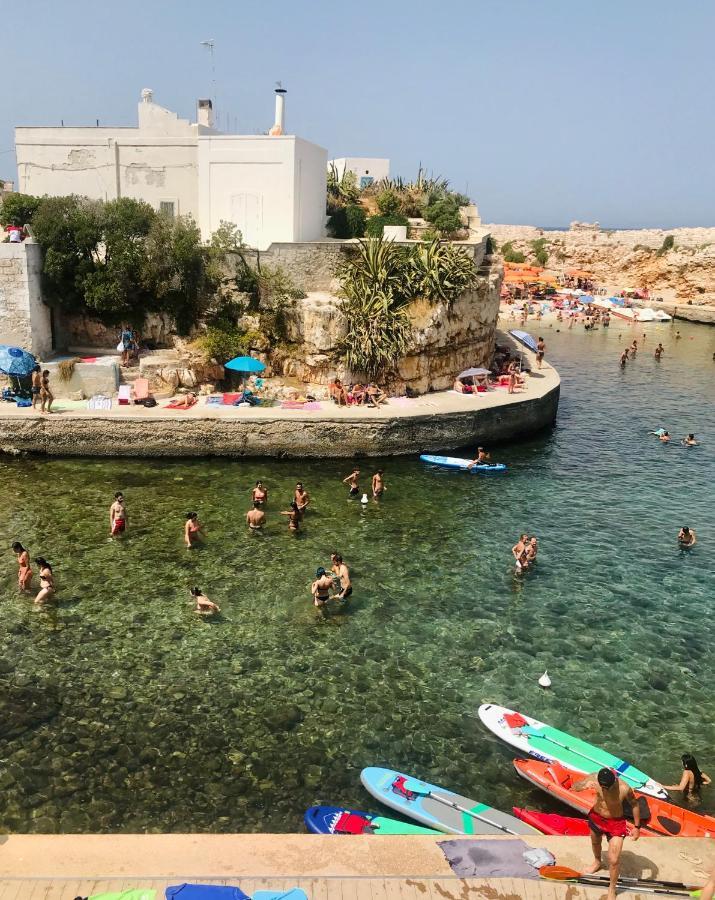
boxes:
[88,395,112,410]
[205,396,223,406]
[253,891,308,900]
[438,838,538,879]
[165,886,249,900]
[222,393,242,405]
[280,401,322,410]
[80,357,99,363]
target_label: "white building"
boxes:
[15,89,327,250]
[329,157,389,189]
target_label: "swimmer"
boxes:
[654,343,664,360]
[184,511,203,549]
[280,501,301,532]
[659,431,671,443]
[512,533,529,571]
[682,433,698,446]
[629,340,637,357]
[372,469,386,499]
[246,501,266,531]
[331,554,352,601]
[619,350,628,367]
[252,481,268,506]
[663,753,711,800]
[311,567,334,608]
[678,525,697,548]
[34,557,55,605]
[12,542,32,592]
[467,447,491,468]
[675,330,681,339]
[294,482,310,514]
[343,467,360,497]
[110,491,127,536]
[527,536,538,562]
[190,586,220,615]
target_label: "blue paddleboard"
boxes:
[420,454,507,473]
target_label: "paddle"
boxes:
[401,780,520,836]
[540,865,700,895]
[519,725,652,791]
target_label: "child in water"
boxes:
[190,587,220,615]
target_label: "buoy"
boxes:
[538,671,552,689]
[360,493,369,504]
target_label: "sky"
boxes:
[3,0,714,228]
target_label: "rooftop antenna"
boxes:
[200,39,217,122]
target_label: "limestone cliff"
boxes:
[488,224,715,305]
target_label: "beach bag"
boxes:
[143,397,157,408]
[116,341,124,352]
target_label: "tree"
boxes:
[0,193,41,228]
[328,203,367,238]
[500,241,526,264]
[376,189,401,216]
[423,197,462,236]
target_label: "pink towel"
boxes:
[281,401,322,410]
[222,392,242,405]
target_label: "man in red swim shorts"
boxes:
[573,767,640,900]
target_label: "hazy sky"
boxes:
[3,0,713,227]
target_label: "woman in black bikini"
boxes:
[664,754,711,804]
[280,501,301,532]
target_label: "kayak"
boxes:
[360,766,537,835]
[512,808,592,836]
[514,759,715,838]
[304,805,440,835]
[478,703,668,800]
[419,455,507,474]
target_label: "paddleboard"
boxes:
[360,766,537,835]
[478,703,668,800]
[304,805,439,835]
[419,455,507,473]
[512,808,592,836]
[514,758,715,838]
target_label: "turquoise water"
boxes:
[0,318,714,833]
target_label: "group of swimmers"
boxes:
[511,533,538,572]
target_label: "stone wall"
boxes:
[56,311,178,351]
[0,383,560,459]
[0,242,52,357]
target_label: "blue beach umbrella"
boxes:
[0,345,36,377]
[224,356,266,374]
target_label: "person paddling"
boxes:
[573,767,640,900]
[467,447,491,469]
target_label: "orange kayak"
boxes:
[514,758,715,838]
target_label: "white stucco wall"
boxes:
[16,100,203,218]
[198,136,326,249]
[0,242,52,358]
[329,157,389,188]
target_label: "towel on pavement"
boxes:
[165,886,249,900]
[438,838,538,879]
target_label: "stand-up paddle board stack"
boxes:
[514,759,715,838]
[360,766,537,835]
[478,703,668,800]
[304,805,440,835]
[419,455,507,474]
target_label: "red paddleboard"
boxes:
[513,808,591,836]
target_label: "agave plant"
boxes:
[409,240,478,305]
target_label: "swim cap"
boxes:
[316,567,326,577]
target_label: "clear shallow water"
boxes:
[0,318,714,833]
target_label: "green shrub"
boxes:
[376,189,401,216]
[0,192,41,227]
[530,238,549,267]
[365,213,408,237]
[194,323,249,363]
[420,228,441,243]
[423,197,462,235]
[328,203,366,238]
[501,241,526,264]
[657,235,675,256]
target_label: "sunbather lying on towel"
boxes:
[171,392,197,409]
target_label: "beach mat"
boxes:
[280,401,321,410]
[89,891,157,900]
[438,838,538,879]
[254,891,308,900]
[165,886,249,900]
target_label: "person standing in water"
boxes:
[190,587,221,615]
[573,767,640,900]
[184,512,203,549]
[12,542,32,592]
[252,481,268,506]
[678,525,696,548]
[110,491,127,536]
[246,501,266,531]
[280,501,301,532]
[663,753,711,803]
[294,483,310,515]
[655,343,664,360]
[511,534,529,571]
[371,469,385,499]
[330,554,352,601]
[526,536,538,563]
[619,349,628,367]
[343,467,360,497]
[311,567,334,608]
[34,558,55,605]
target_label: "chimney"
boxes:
[141,88,154,103]
[269,86,286,136]
[197,98,214,129]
